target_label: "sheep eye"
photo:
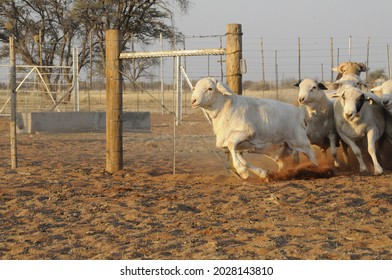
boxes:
[207,88,212,91]
[312,86,317,90]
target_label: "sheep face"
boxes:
[294,78,327,105]
[371,79,392,94]
[332,62,368,76]
[339,87,367,121]
[333,74,363,89]
[381,94,392,113]
[191,77,232,109]
[371,80,392,113]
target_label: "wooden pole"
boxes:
[321,63,324,81]
[73,47,79,112]
[260,37,265,96]
[160,33,164,115]
[226,23,242,94]
[275,50,279,99]
[366,37,370,82]
[298,37,301,81]
[330,37,334,82]
[388,44,391,79]
[9,36,17,170]
[89,30,93,111]
[105,29,123,173]
[176,55,182,125]
[337,48,340,66]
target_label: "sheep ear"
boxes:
[333,78,342,86]
[209,77,218,84]
[216,82,233,95]
[330,91,342,98]
[293,80,301,87]
[318,82,328,90]
[335,73,343,81]
[332,63,345,74]
[358,63,368,72]
[359,81,369,88]
[366,94,381,105]
[371,86,382,92]
[338,64,347,73]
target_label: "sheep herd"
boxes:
[190,62,392,180]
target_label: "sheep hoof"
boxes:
[359,166,369,173]
[239,170,250,180]
[256,168,268,179]
[374,167,383,176]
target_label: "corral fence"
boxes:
[105,24,243,173]
[0,47,79,115]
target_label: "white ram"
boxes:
[294,78,347,167]
[371,77,387,97]
[333,74,366,89]
[190,77,318,179]
[333,87,385,175]
[332,62,368,80]
[371,79,392,143]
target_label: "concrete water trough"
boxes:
[16,112,150,134]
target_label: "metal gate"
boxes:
[0,48,79,115]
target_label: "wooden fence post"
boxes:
[9,36,17,170]
[330,37,334,83]
[298,37,301,81]
[105,29,123,173]
[226,23,242,94]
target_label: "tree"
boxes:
[368,68,387,84]
[73,0,190,69]
[0,0,190,99]
[0,0,79,98]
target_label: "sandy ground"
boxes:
[0,109,391,260]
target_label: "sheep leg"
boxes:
[288,131,318,166]
[226,137,249,179]
[304,148,318,166]
[367,129,383,175]
[237,153,268,179]
[292,150,300,166]
[339,134,368,173]
[328,134,341,167]
[341,141,350,165]
[290,144,318,166]
[278,145,299,168]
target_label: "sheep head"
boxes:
[333,74,366,90]
[191,77,233,109]
[294,78,328,105]
[371,80,392,113]
[332,62,368,78]
[333,87,368,121]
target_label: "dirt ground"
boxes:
[0,110,391,260]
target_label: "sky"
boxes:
[169,0,392,82]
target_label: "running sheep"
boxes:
[332,87,385,175]
[294,78,347,167]
[190,77,318,179]
[371,79,392,144]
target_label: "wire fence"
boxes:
[1,34,392,115]
[0,65,75,115]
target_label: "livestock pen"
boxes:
[1,25,391,262]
